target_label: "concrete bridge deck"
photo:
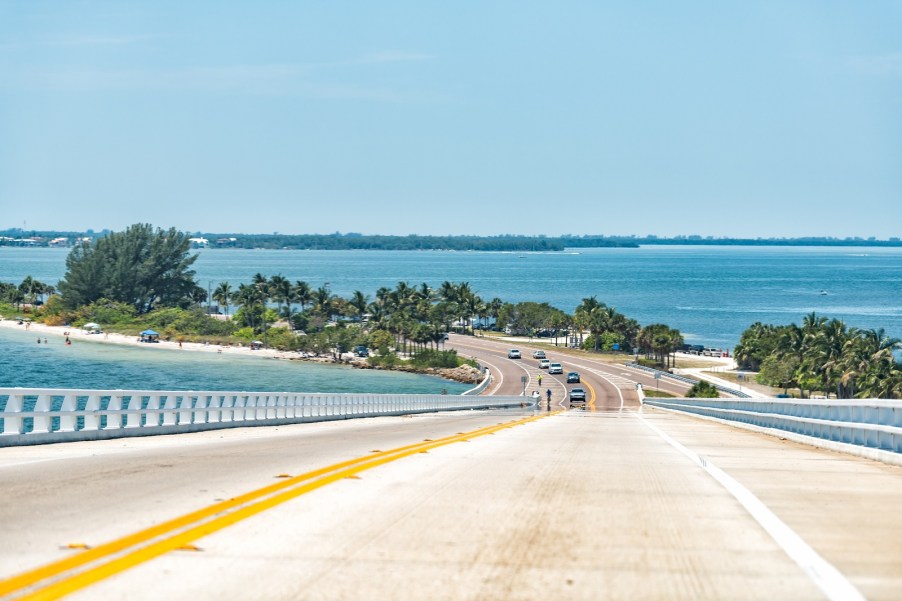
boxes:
[2,405,900,601]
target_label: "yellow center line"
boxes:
[3,412,551,601]
[585,380,597,411]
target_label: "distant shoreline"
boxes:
[4,230,902,252]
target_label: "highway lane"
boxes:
[447,334,687,410]
[3,406,901,600]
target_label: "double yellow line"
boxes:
[2,413,553,600]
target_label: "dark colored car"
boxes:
[566,371,580,383]
[569,388,587,407]
[354,345,369,357]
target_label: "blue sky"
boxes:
[1,1,900,237]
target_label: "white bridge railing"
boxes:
[0,388,528,447]
[642,397,902,466]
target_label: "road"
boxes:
[445,333,694,408]
[2,398,901,599]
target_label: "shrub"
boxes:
[685,380,719,398]
[409,349,461,369]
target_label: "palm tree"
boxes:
[213,282,232,316]
[313,285,333,318]
[268,275,291,323]
[251,274,270,346]
[292,280,313,313]
[349,290,370,321]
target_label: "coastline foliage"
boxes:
[58,224,204,314]
[9,224,898,397]
[6,227,902,250]
[734,313,902,399]
[685,380,720,398]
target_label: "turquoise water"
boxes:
[3,245,901,349]
[0,325,470,393]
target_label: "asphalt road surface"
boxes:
[445,333,693,409]
[3,398,901,600]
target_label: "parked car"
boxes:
[507,349,521,359]
[548,363,563,374]
[569,388,587,407]
[538,359,550,369]
[354,345,369,357]
[532,350,546,359]
[566,371,580,383]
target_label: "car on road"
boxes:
[507,349,521,359]
[538,359,550,369]
[548,362,563,374]
[566,371,580,383]
[532,350,546,359]
[569,388,587,408]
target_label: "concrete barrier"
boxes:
[0,388,527,447]
[642,397,902,466]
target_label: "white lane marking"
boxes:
[636,413,865,601]
[583,368,624,411]
[475,355,504,395]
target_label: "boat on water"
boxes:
[820,290,828,295]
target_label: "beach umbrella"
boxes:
[83,322,100,329]
[140,329,160,336]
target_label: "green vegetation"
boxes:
[12,224,900,397]
[3,225,684,375]
[734,313,902,399]
[58,224,204,313]
[7,228,902,250]
[685,380,720,398]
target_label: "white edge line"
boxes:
[635,412,866,601]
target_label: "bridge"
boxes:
[1,335,901,600]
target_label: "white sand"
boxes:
[0,318,304,361]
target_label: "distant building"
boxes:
[215,237,238,247]
[48,237,69,247]
[189,237,209,248]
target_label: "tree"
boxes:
[268,275,291,323]
[686,380,719,398]
[213,282,232,316]
[59,223,200,314]
[293,281,313,312]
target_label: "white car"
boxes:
[548,363,563,374]
[507,349,521,359]
[532,350,546,359]
[538,359,550,369]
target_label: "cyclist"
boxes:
[545,388,552,406]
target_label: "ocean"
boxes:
[2,245,901,390]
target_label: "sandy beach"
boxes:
[0,318,484,385]
[0,318,314,361]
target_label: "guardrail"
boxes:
[462,368,492,396]
[626,363,751,398]
[642,397,902,466]
[0,388,529,447]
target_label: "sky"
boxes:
[1,1,900,238]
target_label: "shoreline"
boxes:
[0,319,482,386]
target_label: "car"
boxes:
[507,349,521,359]
[548,362,563,374]
[538,358,551,369]
[353,345,369,357]
[532,350,546,359]
[569,388,587,407]
[566,371,580,383]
